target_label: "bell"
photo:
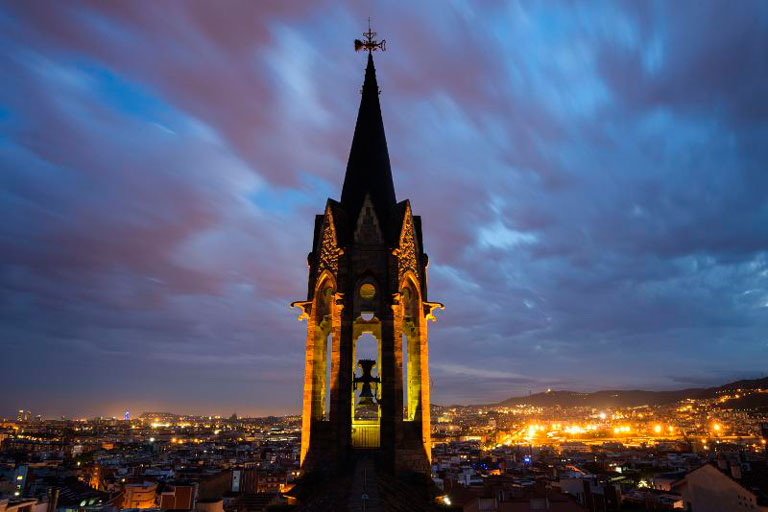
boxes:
[359,381,375,400]
[357,392,377,408]
[353,359,380,418]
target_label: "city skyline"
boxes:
[2,1,768,418]
[7,373,767,421]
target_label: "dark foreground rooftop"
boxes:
[291,457,440,512]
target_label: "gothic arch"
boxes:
[307,271,337,425]
[351,274,383,433]
[399,272,423,421]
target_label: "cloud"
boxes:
[0,0,766,415]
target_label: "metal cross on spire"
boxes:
[354,18,386,53]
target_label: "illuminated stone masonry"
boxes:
[292,48,442,477]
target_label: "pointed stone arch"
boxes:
[300,270,341,464]
[350,273,383,446]
[399,271,423,422]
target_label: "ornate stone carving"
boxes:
[394,208,419,282]
[318,208,344,274]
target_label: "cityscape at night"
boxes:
[1,1,767,511]
[2,377,768,511]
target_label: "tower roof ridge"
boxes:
[340,53,397,235]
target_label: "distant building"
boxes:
[456,484,587,512]
[551,476,621,512]
[559,442,590,454]
[229,470,287,495]
[122,482,157,509]
[13,466,29,497]
[581,480,621,512]
[158,483,197,510]
[194,498,222,512]
[53,479,117,512]
[673,463,768,512]
[0,497,42,512]
[226,494,280,512]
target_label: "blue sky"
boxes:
[1,1,767,417]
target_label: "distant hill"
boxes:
[490,376,768,409]
[715,393,768,411]
[707,376,768,394]
[494,389,701,408]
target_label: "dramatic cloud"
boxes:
[1,1,766,417]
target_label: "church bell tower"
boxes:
[292,24,442,476]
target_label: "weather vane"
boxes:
[354,18,386,53]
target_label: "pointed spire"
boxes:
[340,53,397,233]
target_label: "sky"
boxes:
[1,1,767,418]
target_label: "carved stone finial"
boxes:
[424,301,445,322]
[291,301,311,322]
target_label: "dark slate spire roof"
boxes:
[340,53,397,230]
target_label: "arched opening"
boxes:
[351,279,382,448]
[401,282,422,422]
[351,326,381,449]
[353,333,379,421]
[311,279,334,422]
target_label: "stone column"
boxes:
[300,313,317,466]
